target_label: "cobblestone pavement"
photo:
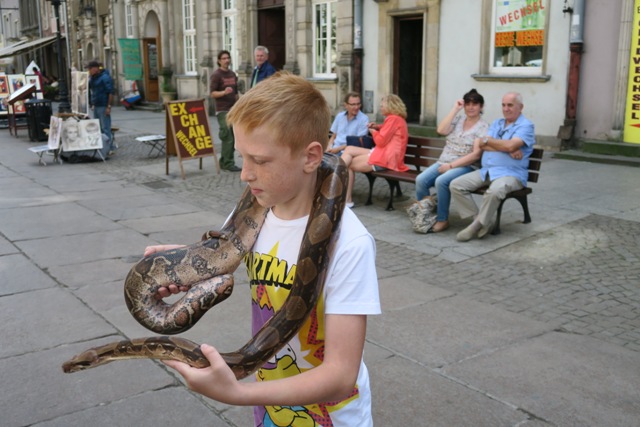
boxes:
[106,132,640,354]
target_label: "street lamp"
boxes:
[46,0,71,113]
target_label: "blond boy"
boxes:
[147,72,380,426]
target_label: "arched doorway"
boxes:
[142,11,161,102]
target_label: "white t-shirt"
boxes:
[245,207,381,427]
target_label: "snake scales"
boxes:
[62,154,348,379]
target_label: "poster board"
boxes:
[25,74,43,99]
[7,74,27,114]
[71,71,89,116]
[48,116,63,149]
[0,74,9,116]
[61,118,103,152]
[165,98,219,179]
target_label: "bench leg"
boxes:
[394,181,403,198]
[384,179,397,211]
[365,173,376,206]
[491,195,531,236]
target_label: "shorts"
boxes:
[372,164,387,172]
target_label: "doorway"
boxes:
[143,38,159,102]
[257,6,285,70]
[394,16,423,123]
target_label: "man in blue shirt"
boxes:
[326,92,370,154]
[250,46,276,88]
[451,92,535,241]
[87,61,115,153]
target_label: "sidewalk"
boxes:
[1,105,639,426]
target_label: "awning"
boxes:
[0,36,62,59]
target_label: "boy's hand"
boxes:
[143,244,189,299]
[163,344,242,404]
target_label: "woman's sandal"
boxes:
[431,221,449,233]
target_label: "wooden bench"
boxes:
[364,135,544,235]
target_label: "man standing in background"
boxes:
[250,46,276,88]
[87,60,115,154]
[210,50,241,172]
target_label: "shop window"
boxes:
[313,0,337,77]
[490,0,547,74]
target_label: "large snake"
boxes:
[62,153,347,379]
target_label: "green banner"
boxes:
[118,38,143,80]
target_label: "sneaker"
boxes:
[477,221,495,239]
[456,224,479,242]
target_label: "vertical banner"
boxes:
[118,39,143,80]
[624,0,640,144]
[165,99,219,179]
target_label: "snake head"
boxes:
[62,349,101,373]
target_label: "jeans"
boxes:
[415,163,474,221]
[93,106,113,151]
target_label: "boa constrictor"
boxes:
[62,153,348,379]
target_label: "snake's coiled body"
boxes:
[63,154,347,379]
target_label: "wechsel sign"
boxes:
[165,99,219,179]
[624,0,640,144]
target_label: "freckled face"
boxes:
[234,124,313,218]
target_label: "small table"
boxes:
[135,134,166,157]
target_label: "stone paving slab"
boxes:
[31,387,232,427]
[0,253,57,295]
[443,332,640,427]
[16,229,153,268]
[368,355,528,426]
[0,202,122,241]
[0,288,117,358]
[368,294,552,368]
[0,235,16,255]
[2,337,175,427]
[77,193,203,221]
[118,211,223,235]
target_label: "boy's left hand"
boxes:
[163,344,242,404]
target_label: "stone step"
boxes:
[580,139,640,158]
[552,149,640,167]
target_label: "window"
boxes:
[490,0,547,74]
[222,0,237,69]
[125,2,134,38]
[183,0,197,75]
[313,1,337,77]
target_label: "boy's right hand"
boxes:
[143,244,188,299]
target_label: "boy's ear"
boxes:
[303,141,324,173]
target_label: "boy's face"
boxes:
[234,124,319,220]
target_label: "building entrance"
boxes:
[394,16,423,123]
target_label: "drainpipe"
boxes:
[558,0,585,148]
[352,0,363,94]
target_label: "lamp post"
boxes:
[47,0,71,113]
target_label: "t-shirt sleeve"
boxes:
[324,212,381,315]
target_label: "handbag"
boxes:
[406,195,438,234]
[346,135,374,149]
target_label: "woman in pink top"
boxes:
[341,94,409,207]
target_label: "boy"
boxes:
[147,72,381,426]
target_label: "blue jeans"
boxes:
[93,106,113,151]
[415,163,474,221]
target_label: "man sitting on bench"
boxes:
[450,91,535,242]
